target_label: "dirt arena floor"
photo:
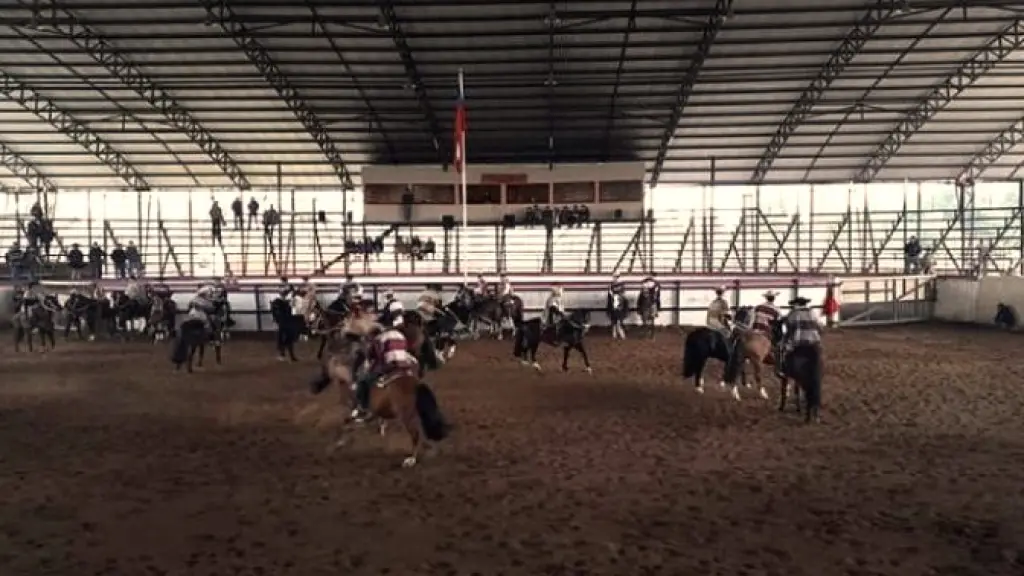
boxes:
[1,324,1023,576]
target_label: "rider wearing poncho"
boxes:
[778,296,822,376]
[417,284,442,318]
[188,285,217,329]
[640,274,662,310]
[753,290,783,362]
[545,285,565,327]
[351,323,417,420]
[706,287,731,334]
[379,289,405,327]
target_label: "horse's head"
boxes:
[568,309,591,331]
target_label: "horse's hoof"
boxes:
[584,367,593,375]
[378,422,388,436]
[730,387,742,401]
[401,456,418,468]
[695,386,704,394]
[531,362,542,372]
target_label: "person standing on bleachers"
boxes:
[263,205,279,240]
[209,200,225,246]
[231,196,244,231]
[67,243,85,280]
[111,243,128,279]
[247,197,260,230]
[126,241,142,278]
[88,242,105,279]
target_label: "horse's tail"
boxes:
[722,336,744,385]
[414,383,450,441]
[681,332,702,378]
[799,345,823,411]
[309,363,331,395]
[170,332,190,365]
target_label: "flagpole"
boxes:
[458,67,468,280]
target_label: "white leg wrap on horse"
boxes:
[532,362,542,371]
[731,387,741,401]
[759,387,768,400]
[402,456,418,468]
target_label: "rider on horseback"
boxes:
[640,273,661,310]
[351,323,417,421]
[19,279,42,312]
[777,296,822,377]
[753,290,783,363]
[545,284,566,341]
[188,285,217,331]
[706,286,731,334]
[417,283,442,319]
[499,274,514,301]
[150,277,172,299]
[608,273,625,296]
[474,274,488,297]
[379,289,404,327]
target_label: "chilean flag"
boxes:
[453,70,466,173]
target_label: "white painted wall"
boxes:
[933,276,1021,325]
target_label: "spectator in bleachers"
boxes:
[903,236,921,273]
[6,242,24,280]
[88,242,105,279]
[30,201,43,222]
[126,241,142,278]
[111,243,128,279]
[209,200,226,245]
[263,205,279,240]
[67,243,85,280]
[231,196,244,231]
[423,237,436,259]
[247,196,260,230]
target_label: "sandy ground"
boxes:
[1,324,1023,576]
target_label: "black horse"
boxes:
[62,293,116,340]
[995,302,1018,330]
[681,327,732,393]
[12,295,58,352]
[777,343,824,424]
[513,309,592,373]
[170,314,225,373]
[110,292,151,336]
[271,297,301,362]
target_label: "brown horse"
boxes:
[311,320,450,468]
[721,307,775,401]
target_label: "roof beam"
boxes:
[0,70,149,190]
[855,19,1024,183]
[956,116,1024,183]
[0,141,58,193]
[648,0,732,189]
[200,0,355,189]
[41,2,251,189]
[602,0,638,160]
[378,0,444,164]
[750,0,899,184]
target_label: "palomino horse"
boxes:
[777,342,824,424]
[636,287,659,339]
[147,294,178,343]
[513,309,592,373]
[170,313,225,372]
[309,319,451,468]
[681,326,732,393]
[607,292,629,340]
[12,295,58,352]
[721,307,775,401]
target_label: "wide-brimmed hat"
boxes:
[762,290,779,299]
[789,296,811,306]
[714,285,726,294]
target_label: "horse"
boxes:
[680,327,732,393]
[721,306,775,401]
[110,291,150,337]
[170,312,224,372]
[607,291,629,340]
[636,286,659,339]
[513,309,592,373]
[308,298,351,359]
[62,292,115,341]
[270,297,301,362]
[776,343,824,424]
[500,294,524,336]
[400,310,444,376]
[995,302,1017,330]
[12,295,58,353]
[308,325,451,468]
[147,294,178,343]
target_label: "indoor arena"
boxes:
[2,1,1024,575]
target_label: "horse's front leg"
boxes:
[214,340,222,365]
[753,363,768,400]
[196,343,205,368]
[317,335,327,359]
[777,376,789,412]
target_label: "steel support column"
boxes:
[201,0,355,189]
[855,19,1024,183]
[649,0,732,189]
[0,141,58,194]
[750,0,897,183]
[602,0,637,160]
[378,0,444,164]
[0,70,148,190]
[50,3,251,189]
